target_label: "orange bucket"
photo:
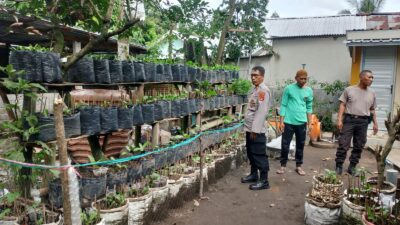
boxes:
[309,114,321,142]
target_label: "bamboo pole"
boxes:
[54,98,72,225]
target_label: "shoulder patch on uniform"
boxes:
[259,91,265,101]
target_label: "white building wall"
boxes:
[239,36,352,87]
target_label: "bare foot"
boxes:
[276,167,286,174]
[295,167,306,176]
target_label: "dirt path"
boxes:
[155,145,377,225]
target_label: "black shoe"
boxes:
[249,180,270,190]
[347,165,359,176]
[335,166,343,175]
[241,174,258,183]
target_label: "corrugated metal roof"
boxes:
[346,38,400,46]
[265,15,367,38]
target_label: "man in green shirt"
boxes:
[276,69,313,176]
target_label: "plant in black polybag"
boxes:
[40,52,62,83]
[117,102,134,129]
[9,50,43,82]
[141,95,158,124]
[100,100,118,133]
[93,59,111,84]
[133,62,146,82]
[132,104,144,126]
[155,64,164,82]
[122,61,136,83]
[171,64,181,81]
[108,60,123,83]
[144,62,156,82]
[79,105,101,135]
[179,64,189,82]
[163,64,173,82]
[67,57,96,83]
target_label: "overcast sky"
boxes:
[206,0,400,17]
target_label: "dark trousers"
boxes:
[335,115,369,166]
[280,123,307,167]
[246,132,269,181]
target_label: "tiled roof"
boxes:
[265,15,367,38]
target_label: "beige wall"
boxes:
[239,36,352,86]
[394,47,400,110]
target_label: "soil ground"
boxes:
[155,145,377,225]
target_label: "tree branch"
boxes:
[62,18,140,71]
[87,0,104,21]
[105,0,117,22]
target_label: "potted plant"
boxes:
[92,192,128,225]
[108,58,123,83]
[78,103,101,136]
[68,57,96,83]
[304,169,343,225]
[147,172,169,213]
[133,61,146,82]
[125,182,152,225]
[81,208,105,225]
[20,202,62,225]
[342,168,380,223]
[118,99,134,129]
[107,161,128,190]
[78,158,108,202]
[122,60,136,83]
[100,101,118,133]
[141,96,156,124]
[229,78,252,103]
[0,192,24,225]
[92,55,111,84]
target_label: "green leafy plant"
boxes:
[321,169,340,184]
[229,79,252,96]
[104,192,126,209]
[0,192,21,220]
[320,80,348,97]
[81,209,102,225]
[12,44,52,52]
[126,185,150,198]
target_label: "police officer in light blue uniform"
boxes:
[241,66,271,190]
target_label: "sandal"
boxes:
[295,168,306,176]
[276,167,286,174]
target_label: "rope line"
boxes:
[0,123,244,170]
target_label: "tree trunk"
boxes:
[54,99,73,225]
[52,28,65,55]
[215,0,236,65]
[377,134,396,189]
[168,23,174,60]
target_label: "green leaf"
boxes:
[92,16,100,26]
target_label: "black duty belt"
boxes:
[345,114,369,119]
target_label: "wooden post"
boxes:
[152,122,160,147]
[135,84,145,147]
[199,147,205,198]
[54,98,72,225]
[196,113,201,127]
[238,104,244,119]
[0,86,15,120]
[228,107,233,117]
[135,125,141,147]
[182,116,189,133]
[242,104,248,117]
[19,93,36,198]
[72,41,81,54]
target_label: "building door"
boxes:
[362,46,396,130]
